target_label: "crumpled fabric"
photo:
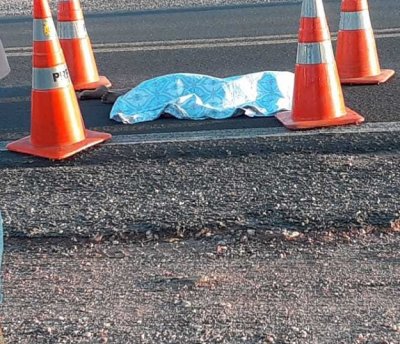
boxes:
[0,39,10,80]
[110,71,294,124]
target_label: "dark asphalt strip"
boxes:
[1,132,399,238]
[0,36,398,140]
[1,0,398,46]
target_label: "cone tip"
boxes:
[33,0,52,19]
[301,0,326,18]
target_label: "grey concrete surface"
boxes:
[1,0,301,17]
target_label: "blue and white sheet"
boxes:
[110,71,294,124]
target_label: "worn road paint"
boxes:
[5,27,400,57]
[1,121,400,152]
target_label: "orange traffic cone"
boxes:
[276,0,364,130]
[336,0,395,85]
[7,0,111,160]
[57,0,111,91]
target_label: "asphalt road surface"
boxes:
[0,0,300,17]
[1,1,400,343]
[0,0,399,143]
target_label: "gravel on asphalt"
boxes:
[1,131,400,239]
[1,127,400,344]
[1,231,400,343]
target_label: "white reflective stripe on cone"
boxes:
[301,0,326,18]
[33,18,58,42]
[339,10,372,31]
[0,39,10,80]
[32,64,71,90]
[58,20,88,40]
[296,40,335,64]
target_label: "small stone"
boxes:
[216,244,228,255]
[240,235,249,243]
[247,229,256,236]
[182,301,192,308]
[284,231,301,240]
[391,324,400,332]
[265,335,275,343]
[220,302,232,309]
[300,330,308,338]
[356,334,366,343]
